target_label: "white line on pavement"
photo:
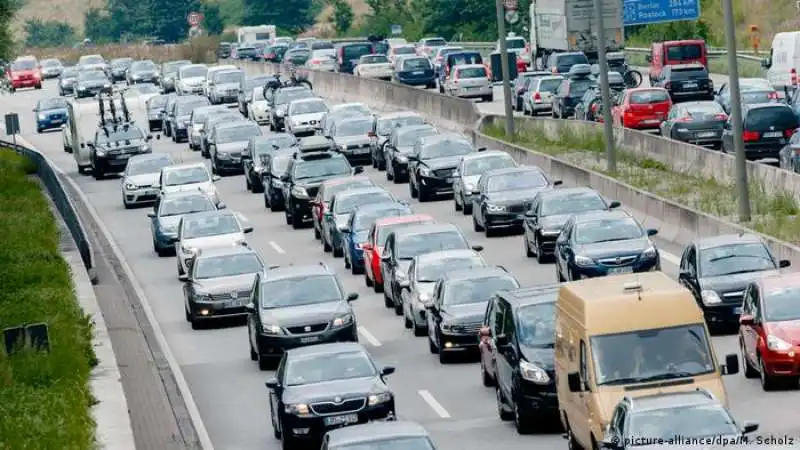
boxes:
[358,326,382,346]
[417,390,451,419]
[268,241,285,254]
[661,250,680,266]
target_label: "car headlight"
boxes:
[340,144,347,151]
[440,322,454,332]
[96,150,106,157]
[125,182,138,190]
[419,166,431,176]
[332,313,353,327]
[700,290,721,305]
[464,182,475,192]
[767,334,793,352]
[368,392,392,405]
[218,152,230,158]
[574,255,593,267]
[520,361,550,384]
[37,113,46,120]
[418,292,432,306]
[141,144,150,152]
[277,107,287,117]
[181,246,197,255]
[261,323,283,335]
[104,83,111,88]
[291,186,309,199]
[540,229,561,236]
[396,155,408,163]
[271,179,283,187]
[194,294,213,303]
[642,246,658,258]
[396,271,408,283]
[486,204,505,212]
[285,403,311,416]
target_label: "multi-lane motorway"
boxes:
[3,77,799,450]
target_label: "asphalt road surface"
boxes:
[4,77,799,450]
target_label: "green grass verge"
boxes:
[624,51,765,78]
[483,121,800,242]
[0,149,96,450]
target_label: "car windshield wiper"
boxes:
[589,236,637,244]
[634,372,698,383]
[709,254,771,263]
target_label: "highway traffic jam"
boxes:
[7,42,800,450]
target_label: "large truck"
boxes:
[237,25,276,45]
[528,0,624,65]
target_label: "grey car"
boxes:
[453,150,517,215]
[330,116,376,165]
[318,103,373,136]
[384,124,439,183]
[286,97,329,136]
[207,121,263,175]
[57,66,79,96]
[159,60,192,93]
[176,64,209,95]
[127,60,159,85]
[371,111,425,170]
[188,105,230,151]
[39,58,63,78]
[121,153,173,208]
[208,69,244,105]
[174,210,254,280]
[74,70,112,99]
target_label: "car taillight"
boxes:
[533,92,542,102]
[676,116,693,122]
[768,91,779,100]
[437,56,443,62]
[591,103,599,112]
[742,130,760,141]
[714,113,728,120]
[785,129,796,138]
[368,131,376,137]
[551,67,557,74]
[311,59,320,65]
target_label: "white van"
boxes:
[764,31,800,92]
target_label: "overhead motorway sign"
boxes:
[623,0,700,26]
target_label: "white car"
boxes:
[304,49,336,72]
[158,162,221,205]
[203,64,237,97]
[121,153,173,208]
[443,64,493,102]
[286,97,329,137]
[354,54,393,80]
[176,64,208,95]
[387,45,417,66]
[248,87,270,125]
[174,210,253,280]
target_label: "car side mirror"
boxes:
[147,212,156,218]
[280,174,290,182]
[608,200,621,208]
[477,146,487,152]
[80,142,86,148]
[471,189,480,195]
[742,421,759,434]
[217,202,226,209]
[646,229,658,236]
[407,154,418,161]
[494,334,509,347]
[761,58,771,69]
[265,378,279,390]
[721,353,739,375]
[552,180,563,186]
[346,292,359,301]
[677,269,691,280]
[567,371,583,392]
[244,303,255,313]
[353,166,364,174]
[780,259,791,268]
[471,245,484,252]
[524,210,536,218]
[168,236,179,244]
[341,226,351,233]
[243,226,254,233]
[381,366,395,376]
[212,175,221,181]
[599,436,621,449]
[739,314,754,326]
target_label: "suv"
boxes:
[652,63,713,101]
[245,263,359,370]
[721,103,799,160]
[552,64,595,118]
[282,151,363,228]
[88,122,153,179]
[335,42,375,74]
[544,52,589,74]
[479,285,560,434]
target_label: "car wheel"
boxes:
[245,175,252,191]
[323,233,332,252]
[291,211,303,229]
[249,339,257,361]
[344,252,351,269]
[514,401,534,434]
[284,210,291,225]
[409,178,418,198]
[525,234,535,258]
[535,234,547,263]
[454,194,462,211]
[741,340,759,379]
[473,212,484,231]
[365,273,373,287]
[418,185,430,202]
[314,224,321,239]
[463,201,472,215]
[428,334,438,354]
[760,356,781,391]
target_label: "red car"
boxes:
[7,57,42,91]
[739,273,800,391]
[612,87,672,131]
[311,176,375,240]
[362,214,435,292]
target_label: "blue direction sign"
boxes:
[623,0,700,26]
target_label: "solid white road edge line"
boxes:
[16,135,216,450]
[417,389,451,419]
[661,250,680,267]
[357,326,382,346]
[268,241,286,254]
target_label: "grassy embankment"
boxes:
[484,121,800,242]
[22,36,221,64]
[0,150,96,449]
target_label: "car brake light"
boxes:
[551,67,557,74]
[676,116,693,122]
[591,103,599,112]
[368,131,376,137]
[794,146,800,156]
[742,130,761,142]
[785,129,796,138]
[533,92,542,102]
[768,91,779,100]
[311,59,320,65]
[714,113,728,120]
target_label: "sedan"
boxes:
[354,54,393,80]
[341,202,412,275]
[286,97,329,137]
[659,101,728,148]
[148,191,219,256]
[322,187,396,257]
[173,210,253,279]
[121,153,172,208]
[312,176,376,240]
[33,97,69,132]
[323,421,437,450]
[452,150,517,215]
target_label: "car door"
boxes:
[495,300,516,400]
[247,278,261,349]
[428,281,445,344]
[555,219,574,276]
[269,356,287,430]
[381,234,396,293]
[364,224,378,280]
[679,244,701,303]
[660,105,677,136]
[740,284,759,366]
[479,296,497,371]
[524,195,541,245]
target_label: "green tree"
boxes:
[201,2,225,35]
[0,0,21,60]
[150,0,201,42]
[242,0,314,33]
[24,19,76,48]
[217,0,244,29]
[84,8,116,44]
[330,0,353,35]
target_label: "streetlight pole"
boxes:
[495,0,515,136]
[593,0,616,173]
[723,0,751,221]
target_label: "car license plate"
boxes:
[734,307,742,314]
[224,299,244,308]
[300,336,320,344]
[697,131,716,138]
[764,131,783,138]
[354,148,370,154]
[412,71,424,75]
[323,414,359,427]
[608,266,633,274]
[684,83,697,89]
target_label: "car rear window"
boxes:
[741,91,776,104]
[402,58,431,71]
[449,53,482,66]
[556,53,589,67]
[457,67,487,78]
[630,90,670,104]
[425,38,447,47]
[666,44,703,61]
[343,44,373,59]
[506,38,525,49]
[538,78,562,92]
[745,107,798,131]
[670,67,708,81]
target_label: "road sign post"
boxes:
[594,0,616,173]
[622,0,700,26]
[187,11,203,27]
[495,0,514,136]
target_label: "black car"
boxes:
[721,103,799,161]
[426,266,519,363]
[235,45,259,60]
[322,421,436,450]
[269,86,316,132]
[169,96,212,143]
[470,166,560,237]
[384,124,439,183]
[208,121,263,175]
[145,95,169,132]
[127,60,159,85]
[480,285,560,434]
[408,134,476,201]
[371,112,425,170]
[264,45,289,63]
[573,73,625,121]
[216,42,232,59]
[87,123,154,179]
[243,134,298,193]
[159,60,191,93]
[392,56,436,88]
[659,101,728,148]
[161,94,179,137]
[336,42,375,74]
[109,57,133,82]
[677,233,789,328]
[523,187,619,263]
[551,64,594,118]
[282,151,362,228]
[262,150,295,212]
[652,63,714,102]
[554,210,660,281]
[266,343,395,447]
[544,51,589,75]
[74,70,112,99]
[246,264,359,370]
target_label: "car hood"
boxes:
[156,215,182,231]
[290,112,326,122]
[181,76,205,84]
[263,301,348,328]
[520,345,555,371]
[132,69,156,76]
[60,77,77,84]
[182,232,246,250]
[395,145,414,154]
[335,135,372,146]
[442,301,488,323]
[538,214,573,231]
[421,156,463,170]
[699,269,781,294]
[124,173,159,186]
[284,377,384,405]
[486,189,546,204]
[251,100,269,109]
[79,78,108,87]
[576,238,652,258]
[395,260,412,278]
[98,138,147,150]
[162,181,214,194]
[213,82,239,91]
[193,273,257,294]
[460,174,481,186]
[217,142,249,153]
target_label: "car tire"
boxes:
[473,213,484,231]
[418,186,430,202]
[535,235,547,264]
[481,360,495,386]
[323,234,332,252]
[760,357,781,391]
[463,202,472,215]
[741,340,759,379]
[333,245,343,257]
[525,234,535,258]
[386,165,394,181]
[413,323,425,337]
[344,252,351,269]
[496,387,514,421]
[409,178,418,198]
[428,335,438,354]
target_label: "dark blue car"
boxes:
[554,210,660,282]
[34,97,69,132]
[148,191,220,256]
[393,56,436,89]
[323,187,395,257]
[342,202,413,274]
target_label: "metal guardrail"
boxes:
[2,139,95,277]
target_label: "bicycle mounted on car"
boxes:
[262,65,313,98]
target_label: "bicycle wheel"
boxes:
[624,70,643,88]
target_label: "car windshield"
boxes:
[176,100,210,116]
[398,128,438,147]
[557,54,589,67]
[97,127,144,144]
[127,157,170,175]
[214,71,242,83]
[182,214,241,239]
[148,97,168,110]
[276,89,314,105]
[487,170,548,191]
[746,107,798,131]
[420,139,472,159]
[270,154,292,174]
[159,195,215,217]
[79,71,106,81]
[630,90,670,104]
[669,67,707,81]
[361,55,388,64]
[628,404,738,442]
[217,124,261,143]
[255,136,297,153]
[334,192,394,214]
[111,59,132,67]
[294,158,351,179]
[377,116,424,135]
[291,100,328,115]
[592,324,715,386]
[194,253,262,279]
[261,274,341,308]
[397,231,467,259]
[417,256,484,282]
[537,78,562,92]
[402,58,431,71]
[741,91,776,104]
[38,98,68,110]
[181,66,207,78]
[164,61,189,73]
[336,119,373,136]
[252,88,266,101]
[457,67,487,78]
[763,286,800,321]
[336,436,436,450]
[41,59,60,67]
[61,68,78,77]
[462,155,515,175]
[517,303,556,347]
[322,179,375,201]
[699,243,775,277]
[540,193,607,216]
[284,351,376,386]
[443,276,519,305]
[132,61,156,71]
[574,217,643,244]
[568,79,594,97]
[164,167,210,186]
[352,205,409,231]
[425,38,447,47]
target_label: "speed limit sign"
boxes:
[187,12,203,26]
[504,0,518,10]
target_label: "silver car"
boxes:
[176,64,208,95]
[443,64,493,102]
[286,98,329,137]
[158,163,221,206]
[523,76,563,116]
[453,151,517,214]
[122,153,173,208]
[208,69,243,105]
[401,249,487,335]
[174,210,253,280]
[188,105,230,151]
[248,87,270,124]
[305,49,336,72]
[39,58,63,78]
